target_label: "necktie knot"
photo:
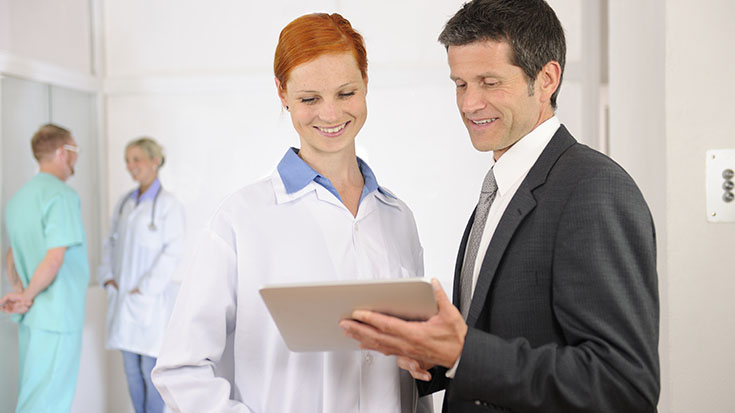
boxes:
[480,168,497,195]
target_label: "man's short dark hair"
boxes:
[439,0,566,109]
[31,123,72,161]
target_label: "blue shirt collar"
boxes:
[276,148,386,203]
[129,178,161,203]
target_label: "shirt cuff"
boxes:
[445,355,461,378]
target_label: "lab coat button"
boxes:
[354,223,359,232]
[364,353,373,364]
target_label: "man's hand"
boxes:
[340,279,468,380]
[0,292,32,314]
[397,355,435,381]
[104,279,119,290]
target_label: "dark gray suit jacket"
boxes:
[419,126,660,412]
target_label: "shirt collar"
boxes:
[277,148,319,194]
[491,116,560,195]
[276,147,391,201]
[130,178,161,203]
[359,157,380,199]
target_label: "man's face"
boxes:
[62,138,79,180]
[448,40,548,159]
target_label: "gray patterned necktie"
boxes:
[460,167,497,319]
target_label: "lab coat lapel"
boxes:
[355,192,379,219]
[272,171,320,205]
[466,126,577,326]
[120,196,144,237]
[272,169,389,218]
[313,185,350,210]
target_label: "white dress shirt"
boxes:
[447,116,560,378]
[152,165,426,412]
[470,116,560,294]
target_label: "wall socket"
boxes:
[706,149,735,223]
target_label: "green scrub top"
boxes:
[5,172,89,332]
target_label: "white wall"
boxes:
[610,0,735,412]
[0,0,98,91]
[550,0,603,150]
[665,0,735,411]
[0,0,91,74]
[607,1,668,409]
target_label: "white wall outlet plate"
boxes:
[706,149,735,223]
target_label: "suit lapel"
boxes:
[466,125,577,325]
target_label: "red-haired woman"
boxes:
[152,13,431,413]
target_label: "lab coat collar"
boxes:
[373,186,402,209]
[272,170,402,213]
[129,178,161,204]
[274,148,398,208]
[277,148,319,195]
[273,173,379,219]
[272,169,316,205]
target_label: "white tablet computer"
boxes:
[259,278,438,352]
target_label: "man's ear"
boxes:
[55,146,65,161]
[537,60,561,104]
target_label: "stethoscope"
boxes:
[116,185,162,234]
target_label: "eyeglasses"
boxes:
[63,144,80,153]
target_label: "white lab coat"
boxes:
[99,188,185,358]
[152,170,431,413]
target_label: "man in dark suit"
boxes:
[340,0,660,411]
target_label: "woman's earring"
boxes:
[285,105,289,111]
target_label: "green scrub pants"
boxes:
[16,323,82,413]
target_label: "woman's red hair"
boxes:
[274,13,367,91]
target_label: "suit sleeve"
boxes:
[451,171,660,412]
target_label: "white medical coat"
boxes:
[152,170,428,412]
[99,188,185,358]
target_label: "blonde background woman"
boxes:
[99,137,185,413]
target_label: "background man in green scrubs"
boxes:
[0,124,89,413]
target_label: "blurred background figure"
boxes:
[0,123,89,413]
[98,137,185,413]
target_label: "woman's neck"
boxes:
[298,146,364,217]
[138,177,157,197]
[299,147,362,188]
